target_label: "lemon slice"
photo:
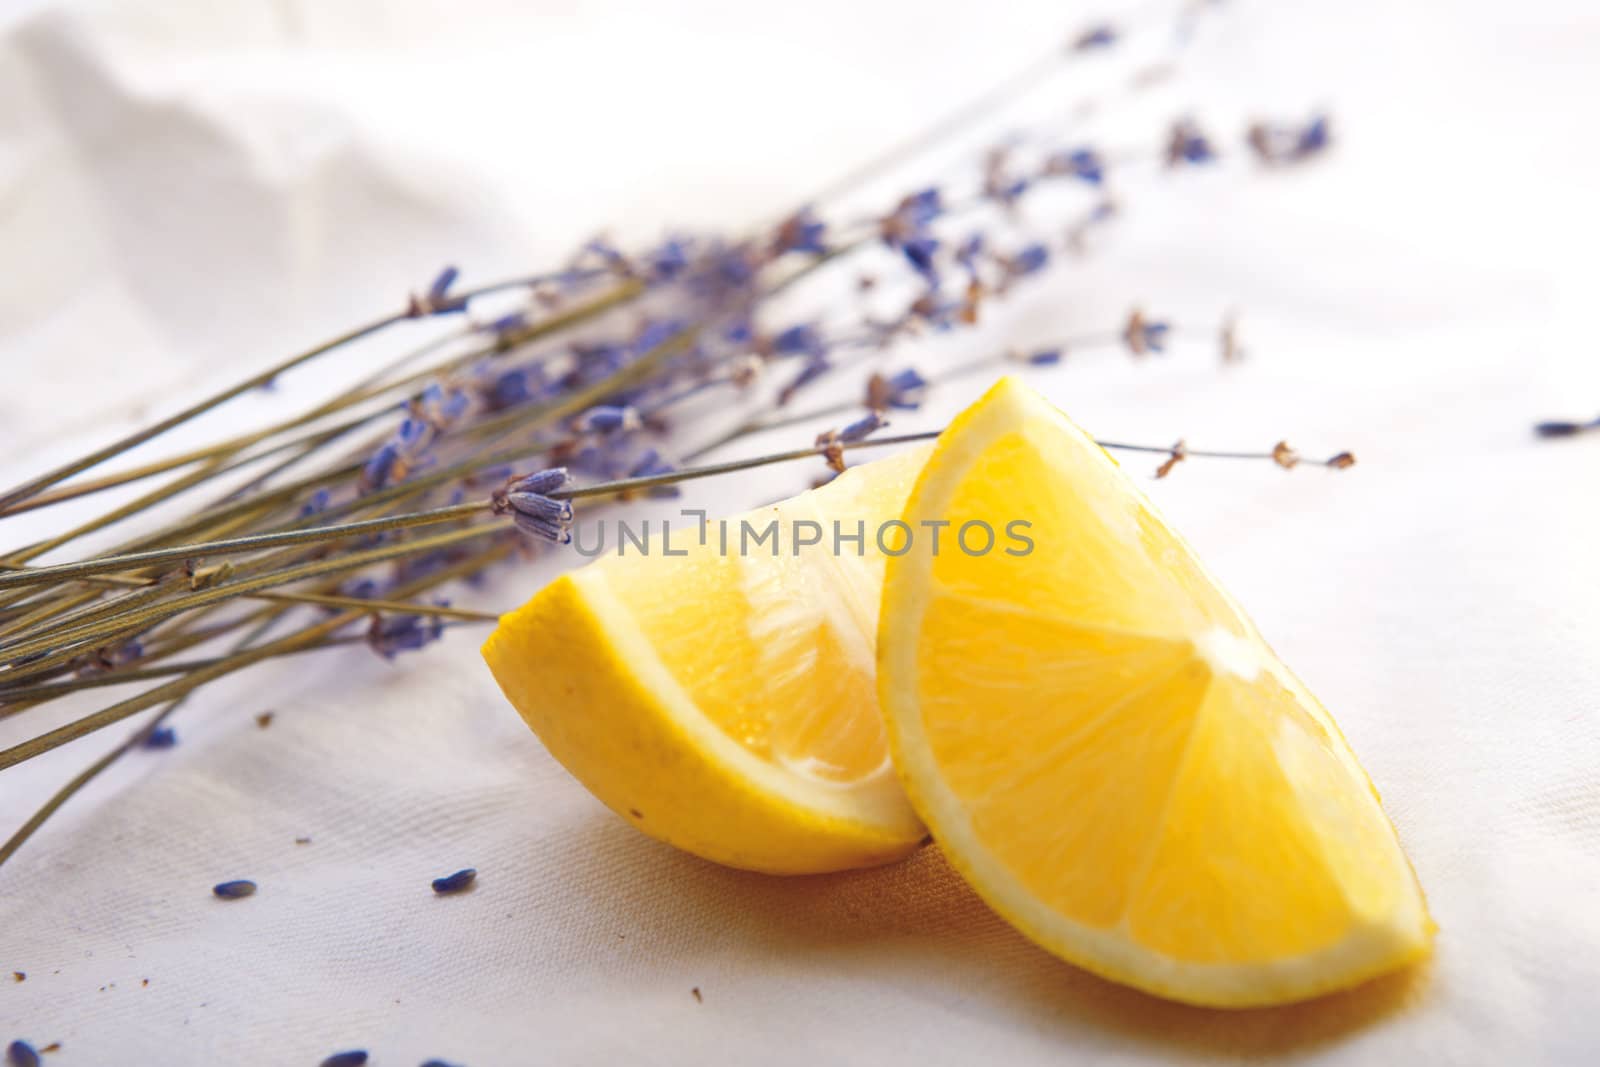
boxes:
[484,447,931,874]
[876,378,1432,1006]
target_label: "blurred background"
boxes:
[3,1,1599,1063]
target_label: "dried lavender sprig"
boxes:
[0,268,593,515]
[0,538,514,771]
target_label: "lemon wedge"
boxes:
[484,447,931,874]
[876,378,1432,1006]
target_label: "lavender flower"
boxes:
[6,1041,40,1067]
[954,233,985,277]
[1022,348,1063,366]
[492,468,573,544]
[408,265,470,317]
[212,880,257,900]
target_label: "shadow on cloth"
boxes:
[541,808,1430,1058]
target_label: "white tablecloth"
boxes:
[3,1,1599,1063]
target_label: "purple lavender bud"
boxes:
[361,443,400,492]
[485,368,532,412]
[1168,120,1216,166]
[838,411,888,443]
[773,323,827,359]
[367,611,446,660]
[779,357,832,405]
[212,880,257,900]
[774,208,828,255]
[648,237,691,281]
[901,236,941,284]
[955,233,985,275]
[1535,418,1599,438]
[1008,243,1050,277]
[1143,321,1172,352]
[141,726,178,750]
[633,319,685,355]
[7,1041,40,1067]
[903,188,943,227]
[1026,348,1063,366]
[485,310,527,337]
[1047,147,1104,185]
[319,1052,369,1067]
[575,405,641,434]
[412,265,469,316]
[886,368,928,409]
[431,868,477,895]
[396,416,431,454]
[298,487,333,518]
[428,266,459,300]
[1072,24,1117,50]
[513,513,571,544]
[1297,115,1331,157]
[506,492,573,526]
[508,467,569,496]
[724,319,754,345]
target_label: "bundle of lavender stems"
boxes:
[0,5,1340,867]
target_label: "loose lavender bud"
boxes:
[7,1041,40,1067]
[141,726,178,750]
[212,880,257,900]
[319,1051,369,1067]
[1023,348,1063,366]
[432,868,477,894]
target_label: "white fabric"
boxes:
[3,0,1600,1063]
